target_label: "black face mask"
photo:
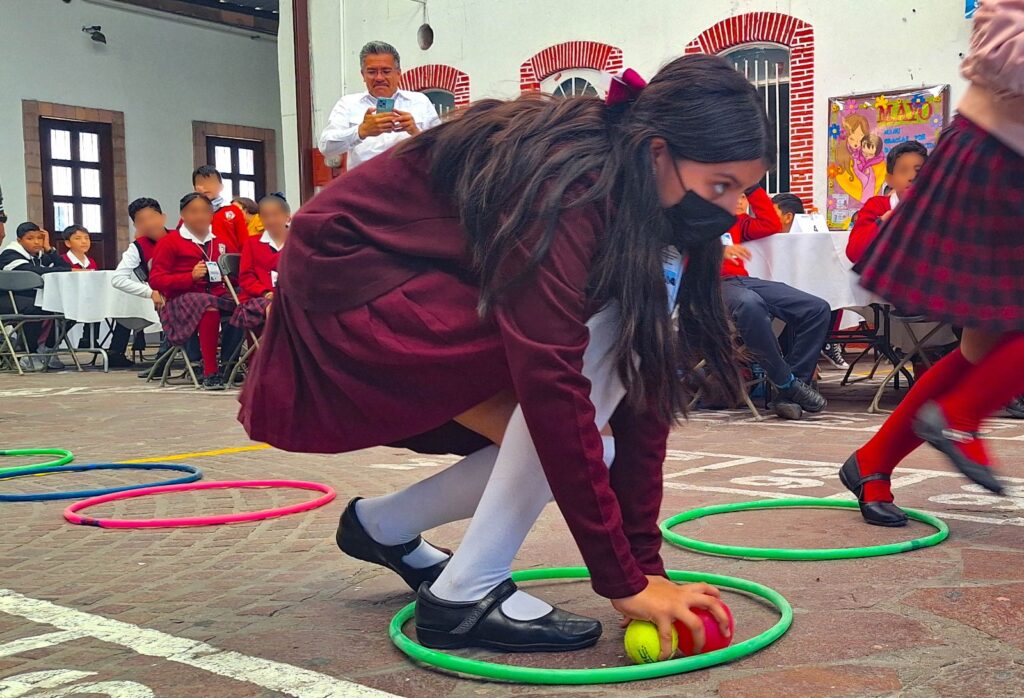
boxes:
[662,165,737,249]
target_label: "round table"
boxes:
[36,271,160,328]
[743,232,956,351]
[743,231,878,311]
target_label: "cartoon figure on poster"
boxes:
[826,85,949,230]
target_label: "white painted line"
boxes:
[0,589,399,698]
[663,480,1024,526]
[0,630,88,658]
[663,457,761,479]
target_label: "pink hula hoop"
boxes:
[63,480,336,528]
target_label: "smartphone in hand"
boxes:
[375,97,396,114]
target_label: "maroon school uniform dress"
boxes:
[149,228,236,345]
[238,147,670,599]
[860,116,1024,331]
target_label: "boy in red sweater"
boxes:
[232,194,289,333]
[191,165,249,253]
[721,186,831,420]
[846,141,928,264]
[150,193,241,389]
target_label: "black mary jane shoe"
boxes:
[913,402,1005,495]
[838,454,908,527]
[414,578,602,652]
[336,497,451,592]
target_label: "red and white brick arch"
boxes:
[685,12,815,204]
[520,41,624,92]
[401,64,471,106]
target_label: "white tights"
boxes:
[355,305,626,619]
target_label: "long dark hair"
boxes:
[400,54,773,421]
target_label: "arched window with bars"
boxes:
[721,44,790,194]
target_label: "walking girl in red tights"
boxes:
[841,0,1024,525]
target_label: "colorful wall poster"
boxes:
[825,85,950,230]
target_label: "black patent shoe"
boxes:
[336,498,451,592]
[415,579,602,652]
[838,454,908,527]
[913,402,1005,495]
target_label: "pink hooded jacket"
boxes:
[959,0,1024,155]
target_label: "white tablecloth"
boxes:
[36,270,161,329]
[742,231,956,349]
[742,231,880,311]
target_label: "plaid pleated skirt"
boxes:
[860,116,1024,332]
[230,297,271,331]
[159,292,236,346]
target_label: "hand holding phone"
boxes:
[375,97,396,114]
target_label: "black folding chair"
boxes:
[0,271,82,374]
[218,253,261,388]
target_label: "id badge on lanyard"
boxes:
[200,241,223,283]
[662,245,683,311]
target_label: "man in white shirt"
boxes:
[318,40,442,170]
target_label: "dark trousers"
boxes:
[721,275,831,385]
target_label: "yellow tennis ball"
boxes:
[623,620,678,664]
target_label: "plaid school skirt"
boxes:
[230,297,271,331]
[159,292,236,346]
[860,116,1024,332]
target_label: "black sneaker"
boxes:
[821,343,850,370]
[202,373,226,391]
[415,579,602,652]
[776,378,827,414]
[1006,397,1024,420]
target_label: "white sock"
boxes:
[430,306,626,621]
[397,540,450,569]
[354,446,499,568]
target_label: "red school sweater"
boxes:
[720,187,783,277]
[847,194,894,264]
[149,228,231,301]
[239,234,281,299]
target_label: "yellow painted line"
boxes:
[120,444,271,464]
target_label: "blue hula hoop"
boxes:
[0,463,202,502]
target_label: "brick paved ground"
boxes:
[1,367,1022,697]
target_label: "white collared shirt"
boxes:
[111,242,152,299]
[66,251,91,268]
[318,89,442,170]
[259,230,283,252]
[179,226,216,247]
[889,191,900,210]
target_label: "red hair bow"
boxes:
[605,68,648,106]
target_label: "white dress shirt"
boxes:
[111,242,153,300]
[318,89,442,170]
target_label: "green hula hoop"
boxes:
[0,448,74,477]
[661,498,949,561]
[389,567,792,685]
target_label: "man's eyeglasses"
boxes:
[364,68,396,78]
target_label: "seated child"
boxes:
[109,198,172,369]
[0,222,71,368]
[149,193,239,390]
[62,225,99,270]
[721,188,831,420]
[771,192,804,233]
[847,141,928,264]
[232,196,263,238]
[232,193,289,333]
[191,165,248,252]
